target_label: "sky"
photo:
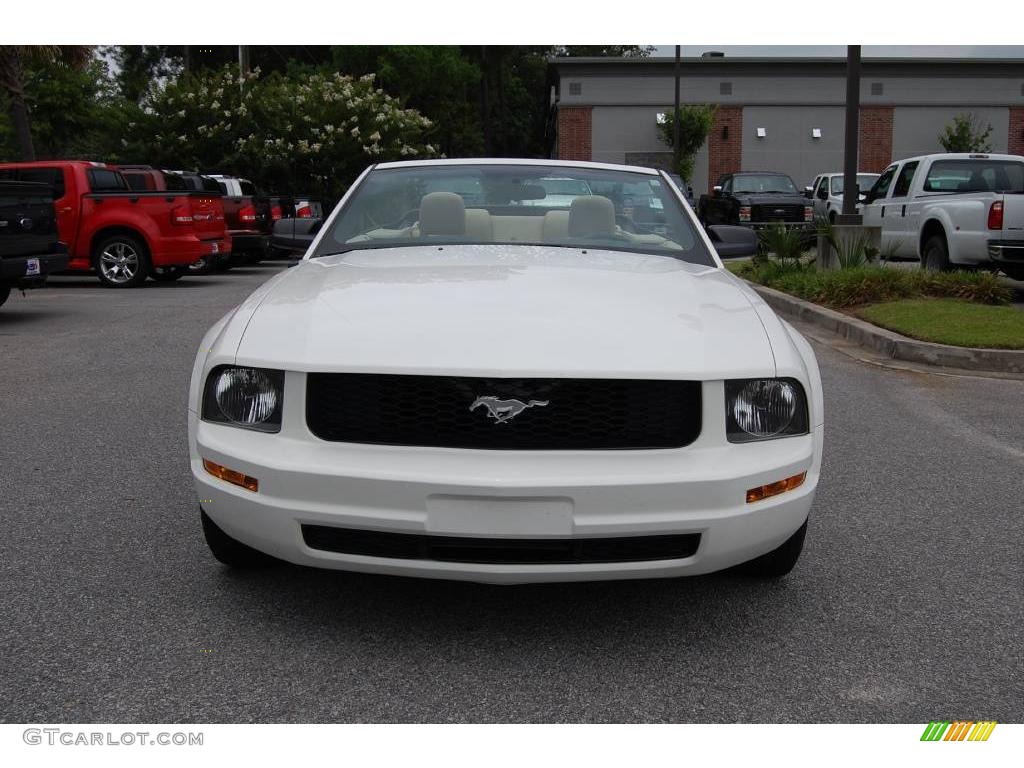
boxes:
[653,45,1024,58]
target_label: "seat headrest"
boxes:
[420,192,465,236]
[568,195,615,238]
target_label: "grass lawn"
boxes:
[855,299,1024,350]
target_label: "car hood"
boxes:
[232,245,777,379]
[736,193,807,206]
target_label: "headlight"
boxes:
[725,378,809,442]
[202,366,284,432]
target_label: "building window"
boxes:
[569,82,582,96]
[719,82,732,96]
[871,82,884,96]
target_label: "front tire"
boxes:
[94,234,150,287]
[201,509,279,568]
[733,520,807,578]
[921,234,950,272]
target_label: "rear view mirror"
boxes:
[707,225,758,259]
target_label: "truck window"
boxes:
[18,167,66,198]
[123,173,149,191]
[923,159,1024,194]
[215,181,230,195]
[199,176,222,193]
[869,166,897,200]
[238,180,257,196]
[88,169,128,192]
[892,161,919,197]
[159,172,189,191]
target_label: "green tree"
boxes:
[0,45,94,160]
[938,113,993,153]
[125,66,439,201]
[657,104,717,180]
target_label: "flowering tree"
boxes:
[125,66,439,201]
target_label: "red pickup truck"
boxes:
[116,165,232,272]
[0,161,231,287]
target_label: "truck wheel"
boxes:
[94,234,150,288]
[921,234,950,272]
[201,509,280,568]
[0,285,10,308]
[151,266,185,282]
[732,520,807,578]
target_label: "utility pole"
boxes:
[238,45,250,76]
[673,45,681,174]
[839,45,862,224]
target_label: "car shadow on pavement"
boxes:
[206,562,796,642]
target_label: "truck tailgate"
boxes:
[188,193,228,239]
[0,182,59,259]
[1001,194,1024,234]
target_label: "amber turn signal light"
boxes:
[746,472,806,503]
[203,458,259,492]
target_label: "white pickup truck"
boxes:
[861,153,1024,279]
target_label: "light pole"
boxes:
[838,45,862,224]
[673,45,681,173]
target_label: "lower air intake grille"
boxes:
[301,525,702,565]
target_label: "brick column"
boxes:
[1009,107,1024,156]
[859,106,894,172]
[557,106,592,161]
[707,106,742,192]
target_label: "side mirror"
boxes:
[271,217,322,255]
[712,185,723,198]
[707,224,758,259]
[803,186,814,198]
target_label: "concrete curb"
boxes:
[748,282,1024,375]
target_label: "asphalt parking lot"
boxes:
[1,263,1021,723]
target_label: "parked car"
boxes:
[806,172,880,222]
[861,153,1024,277]
[0,180,69,308]
[0,161,230,287]
[190,159,822,584]
[208,174,299,265]
[115,166,232,272]
[697,172,814,238]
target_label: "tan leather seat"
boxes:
[420,192,465,236]
[542,211,570,242]
[568,195,615,238]
[465,209,492,241]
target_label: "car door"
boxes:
[862,163,899,250]
[813,176,830,219]
[886,160,920,257]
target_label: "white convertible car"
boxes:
[188,159,824,584]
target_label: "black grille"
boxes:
[305,374,702,450]
[302,525,701,564]
[752,203,804,222]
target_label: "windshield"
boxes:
[732,174,798,194]
[312,164,714,266]
[830,174,879,195]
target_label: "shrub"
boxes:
[736,262,1012,308]
[816,215,879,269]
[758,223,809,264]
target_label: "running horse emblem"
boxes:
[469,396,550,424]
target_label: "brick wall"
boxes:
[557,106,592,161]
[707,106,743,192]
[859,106,894,172]
[1009,107,1024,157]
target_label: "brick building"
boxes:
[549,56,1024,194]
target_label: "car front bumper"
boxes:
[189,401,823,584]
